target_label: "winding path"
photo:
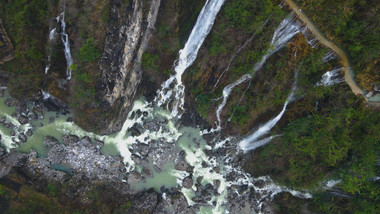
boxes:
[284,0,365,96]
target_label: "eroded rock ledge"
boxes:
[0,19,14,65]
[96,0,161,134]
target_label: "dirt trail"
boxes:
[284,0,364,96]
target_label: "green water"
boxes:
[100,142,119,156]
[18,111,70,157]
[0,90,229,213]
[135,161,178,191]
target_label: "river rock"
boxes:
[28,112,38,120]
[138,143,150,156]
[62,135,79,145]
[196,176,203,184]
[131,154,141,165]
[128,171,143,185]
[130,124,142,136]
[183,177,193,189]
[133,191,158,213]
[144,121,160,131]
[142,167,153,178]
[17,115,29,125]
[213,179,221,188]
[18,133,27,142]
[44,136,59,149]
[47,146,67,165]
[80,136,92,147]
[94,140,104,147]
[26,129,33,136]
[175,159,191,171]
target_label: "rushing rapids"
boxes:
[0,2,323,214]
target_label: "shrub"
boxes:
[79,38,101,62]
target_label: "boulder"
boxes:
[44,136,59,149]
[127,171,143,185]
[17,115,29,125]
[175,159,191,171]
[18,133,27,142]
[183,177,193,189]
[62,135,79,146]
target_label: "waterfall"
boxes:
[239,72,298,152]
[206,15,300,134]
[44,9,72,79]
[41,90,52,100]
[212,19,269,91]
[239,134,281,152]
[202,74,251,134]
[254,14,301,71]
[57,10,73,80]
[44,28,57,74]
[155,0,226,117]
[323,50,336,62]
[316,68,344,86]
[301,26,319,48]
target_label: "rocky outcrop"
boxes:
[96,0,161,134]
[0,19,14,64]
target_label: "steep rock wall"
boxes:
[95,0,161,134]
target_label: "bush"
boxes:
[79,38,101,62]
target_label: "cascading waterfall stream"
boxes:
[155,0,226,117]
[0,2,320,213]
[239,70,299,152]
[316,68,344,86]
[57,7,73,80]
[323,50,336,62]
[254,13,301,71]
[212,19,269,91]
[44,28,57,74]
[205,14,301,135]
[202,74,252,134]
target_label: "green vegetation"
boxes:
[79,38,101,62]
[142,52,159,71]
[245,83,379,212]
[0,0,48,98]
[224,0,285,31]
[0,177,135,214]
[293,0,380,90]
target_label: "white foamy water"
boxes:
[239,75,298,152]
[254,14,301,71]
[316,68,344,86]
[0,4,319,213]
[212,19,269,91]
[155,0,226,117]
[202,74,251,134]
[57,10,73,80]
[44,28,57,74]
[323,50,336,62]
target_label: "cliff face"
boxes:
[95,0,161,134]
[0,20,14,65]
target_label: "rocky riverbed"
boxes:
[0,84,314,214]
